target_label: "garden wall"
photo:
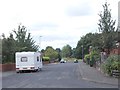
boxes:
[110,48,120,55]
[0,61,50,72]
[0,63,15,72]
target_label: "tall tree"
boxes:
[2,33,16,63]
[56,48,61,61]
[13,24,39,52]
[44,46,58,60]
[61,44,72,58]
[98,2,116,54]
[75,33,102,59]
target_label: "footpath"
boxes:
[0,71,16,78]
[78,61,119,86]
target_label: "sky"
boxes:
[0,0,119,50]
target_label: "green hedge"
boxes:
[42,57,50,61]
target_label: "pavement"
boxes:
[78,61,119,86]
[1,71,16,78]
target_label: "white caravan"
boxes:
[15,52,42,73]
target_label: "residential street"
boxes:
[2,61,118,88]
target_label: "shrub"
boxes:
[89,50,100,67]
[42,57,50,61]
[101,55,120,76]
[90,50,100,61]
[84,54,90,64]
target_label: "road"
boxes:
[2,62,117,88]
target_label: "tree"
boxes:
[56,48,61,61]
[75,33,102,59]
[61,44,72,58]
[2,33,16,63]
[98,2,116,54]
[44,46,59,61]
[13,24,39,52]
[71,48,76,58]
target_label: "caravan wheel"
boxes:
[37,67,42,72]
[16,71,19,73]
[40,68,42,71]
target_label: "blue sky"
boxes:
[0,0,119,50]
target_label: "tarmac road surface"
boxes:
[2,62,118,88]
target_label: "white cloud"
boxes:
[0,0,119,49]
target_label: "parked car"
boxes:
[74,59,78,63]
[60,59,66,63]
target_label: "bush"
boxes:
[101,55,120,76]
[89,50,100,67]
[42,57,50,61]
[84,54,90,64]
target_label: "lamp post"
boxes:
[81,45,84,62]
[39,36,42,52]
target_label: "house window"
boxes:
[21,57,27,62]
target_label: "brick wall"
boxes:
[0,63,15,72]
[0,62,50,72]
[110,48,120,55]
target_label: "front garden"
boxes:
[84,52,120,78]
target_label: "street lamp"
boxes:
[39,36,42,52]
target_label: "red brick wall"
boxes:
[0,61,51,72]
[0,63,15,72]
[43,61,50,65]
[110,48,120,55]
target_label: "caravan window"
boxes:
[37,56,39,62]
[21,57,27,62]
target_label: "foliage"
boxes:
[75,33,102,59]
[2,33,16,63]
[61,44,72,58]
[75,2,118,59]
[42,57,50,61]
[98,2,116,54]
[90,50,100,62]
[56,48,62,61]
[2,24,39,64]
[84,54,90,64]
[101,55,120,76]
[44,46,59,60]
[13,24,39,52]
